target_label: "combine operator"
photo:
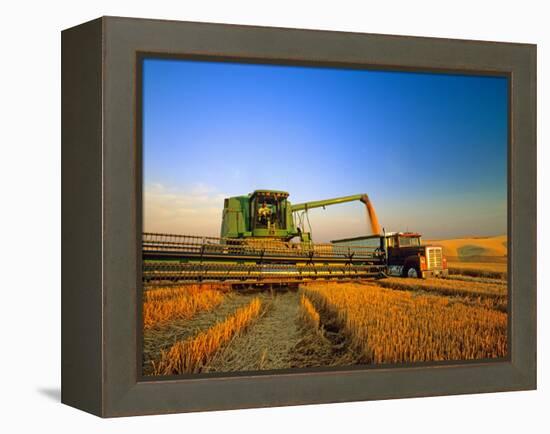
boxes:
[258,201,277,228]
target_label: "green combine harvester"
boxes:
[220,190,380,243]
[143,190,385,285]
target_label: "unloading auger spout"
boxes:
[291,193,381,237]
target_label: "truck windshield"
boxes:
[399,236,420,247]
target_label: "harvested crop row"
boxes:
[144,284,229,302]
[142,293,257,374]
[304,283,507,364]
[376,277,507,311]
[299,293,321,331]
[448,262,507,280]
[152,298,263,375]
[143,285,225,329]
[442,274,507,285]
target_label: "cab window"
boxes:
[253,196,286,229]
[398,236,420,247]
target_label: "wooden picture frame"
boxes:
[61,16,536,417]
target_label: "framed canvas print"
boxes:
[61,16,536,417]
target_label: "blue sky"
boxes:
[142,58,508,241]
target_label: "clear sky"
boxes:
[142,58,508,241]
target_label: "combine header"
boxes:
[143,190,386,285]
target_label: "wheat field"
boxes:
[144,271,508,375]
[302,282,507,364]
[448,262,507,279]
[143,284,227,329]
[152,297,263,375]
[299,293,321,331]
[377,277,507,311]
[426,235,507,259]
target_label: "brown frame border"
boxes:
[61,16,536,417]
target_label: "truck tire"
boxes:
[404,264,420,278]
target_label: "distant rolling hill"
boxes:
[426,235,507,262]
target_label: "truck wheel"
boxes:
[405,265,420,278]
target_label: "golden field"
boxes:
[302,282,507,363]
[143,284,228,329]
[377,277,507,311]
[143,268,508,374]
[152,298,263,375]
[447,261,507,279]
[299,293,321,331]
[426,234,507,260]
[424,234,507,279]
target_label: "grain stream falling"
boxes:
[152,298,262,375]
[365,198,381,235]
[303,283,507,364]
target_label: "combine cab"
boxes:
[331,232,448,278]
[219,189,380,242]
[221,190,296,240]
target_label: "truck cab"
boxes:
[384,232,448,278]
[331,232,448,278]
